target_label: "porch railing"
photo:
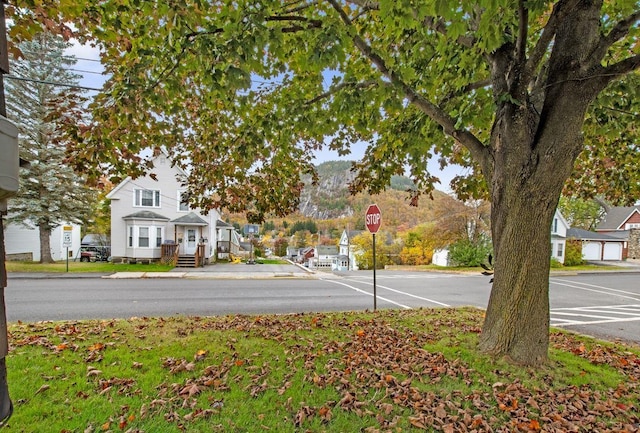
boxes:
[195,244,206,267]
[161,243,179,265]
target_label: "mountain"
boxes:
[298,161,453,229]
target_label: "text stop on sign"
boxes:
[365,212,380,226]
[365,204,382,233]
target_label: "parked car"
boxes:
[79,246,111,262]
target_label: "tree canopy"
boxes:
[8,1,638,218]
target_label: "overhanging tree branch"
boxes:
[597,54,640,87]
[325,0,488,167]
[516,0,528,65]
[305,80,379,105]
[523,0,584,88]
[592,10,640,62]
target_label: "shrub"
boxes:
[448,238,492,267]
[563,240,585,266]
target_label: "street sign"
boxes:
[365,204,382,234]
[62,226,73,248]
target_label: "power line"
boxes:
[4,74,102,91]
[68,68,104,76]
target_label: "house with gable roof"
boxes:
[334,229,362,271]
[106,152,224,266]
[595,205,640,260]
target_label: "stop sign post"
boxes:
[365,204,381,310]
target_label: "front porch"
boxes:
[161,243,207,268]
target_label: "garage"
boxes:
[603,242,623,261]
[582,242,602,261]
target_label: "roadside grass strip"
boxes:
[5,308,640,432]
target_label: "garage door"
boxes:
[603,243,622,261]
[582,242,601,260]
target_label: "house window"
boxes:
[625,223,640,230]
[178,191,189,212]
[557,243,563,257]
[139,227,150,247]
[552,218,558,234]
[126,225,164,249]
[134,189,161,208]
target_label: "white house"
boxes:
[550,209,570,264]
[334,229,362,271]
[106,152,221,265]
[4,220,82,262]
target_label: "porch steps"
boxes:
[176,255,196,268]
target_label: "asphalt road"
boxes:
[4,269,640,345]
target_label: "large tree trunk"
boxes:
[38,223,54,264]
[475,0,614,365]
[478,83,594,364]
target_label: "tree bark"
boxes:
[478,81,592,365]
[38,222,54,264]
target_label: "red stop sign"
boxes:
[365,204,382,234]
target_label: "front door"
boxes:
[185,229,197,254]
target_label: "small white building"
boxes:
[4,220,82,262]
[432,249,449,266]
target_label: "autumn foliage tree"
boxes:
[9,1,639,365]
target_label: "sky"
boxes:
[66,42,463,193]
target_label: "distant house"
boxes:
[551,210,570,264]
[286,246,299,261]
[298,247,315,266]
[595,205,640,260]
[566,228,625,261]
[335,229,362,271]
[4,220,82,262]
[106,152,221,266]
[310,245,338,269]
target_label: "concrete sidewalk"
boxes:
[103,262,338,280]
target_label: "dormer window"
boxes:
[134,189,161,208]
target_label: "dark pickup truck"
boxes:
[79,246,111,262]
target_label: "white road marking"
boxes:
[551,304,640,327]
[324,280,412,309]
[342,279,451,307]
[550,279,640,302]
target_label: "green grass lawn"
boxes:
[4,308,639,432]
[5,261,174,273]
[5,258,288,273]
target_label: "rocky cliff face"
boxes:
[298,161,417,219]
[299,161,357,219]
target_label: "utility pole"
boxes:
[0,0,17,425]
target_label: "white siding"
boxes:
[4,221,82,262]
[107,154,220,260]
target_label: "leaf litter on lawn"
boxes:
[4,308,640,432]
